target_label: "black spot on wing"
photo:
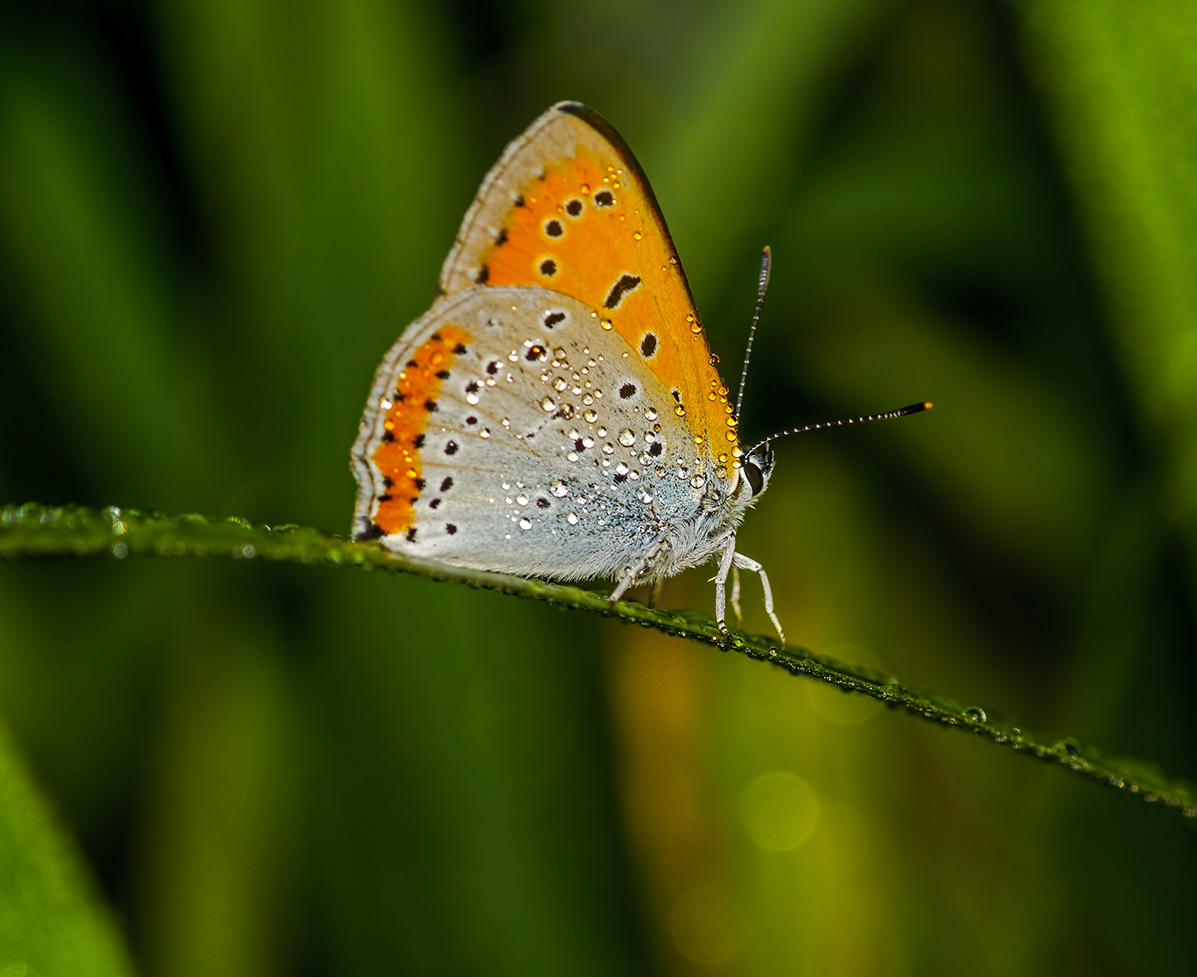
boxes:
[604,274,641,310]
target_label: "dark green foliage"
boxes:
[2,1,1195,974]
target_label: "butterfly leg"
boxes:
[730,565,743,629]
[646,578,664,609]
[713,536,739,638]
[732,552,785,647]
[610,538,669,604]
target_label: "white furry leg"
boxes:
[730,565,743,629]
[733,551,785,646]
[713,535,738,637]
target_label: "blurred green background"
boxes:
[1,0,1195,974]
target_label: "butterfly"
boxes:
[350,101,928,643]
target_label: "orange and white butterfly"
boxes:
[351,101,928,642]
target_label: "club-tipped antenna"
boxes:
[735,246,772,422]
[746,401,933,456]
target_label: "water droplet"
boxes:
[964,706,987,723]
[566,512,579,525]
[540,396,556,413]
[583,408,599,423]
[618,428,636,446]
[550,479,568,498]
[690,475,706,489]
[519,518,532,530]
[516,494,529,506]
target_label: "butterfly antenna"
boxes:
[747,401,933,456]
[735,245,772,422]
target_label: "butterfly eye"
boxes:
[742,446,774,498]
[743,460,765,497]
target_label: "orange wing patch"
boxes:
[370,325,472,536]
[472,144,739,467]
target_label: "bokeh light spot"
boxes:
[669,885,746,965]
[740,770,819,850]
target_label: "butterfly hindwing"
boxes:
[352,286,706,580]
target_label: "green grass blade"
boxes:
[4,500,1194,820]
[0,720,135,976]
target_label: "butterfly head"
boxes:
[738,442,774,502]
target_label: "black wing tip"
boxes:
[553,100,593,118]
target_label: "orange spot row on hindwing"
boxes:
[370,324,473,535]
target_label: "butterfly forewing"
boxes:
[438,102,741,469]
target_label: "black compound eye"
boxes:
[743,460,764,497]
